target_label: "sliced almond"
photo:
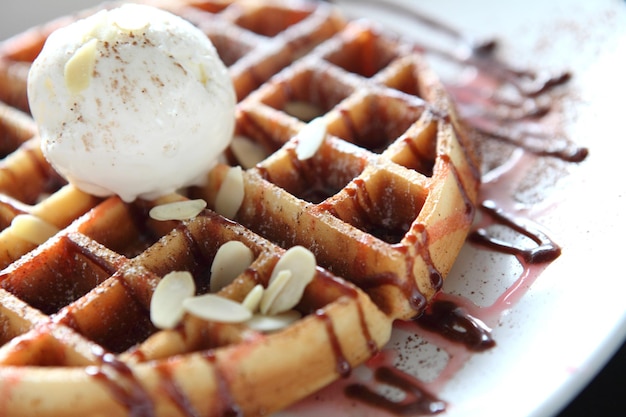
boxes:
[214,166,244,219]
[231,135,267,169]
[10,214,60,245]
[183,293,252,323]
[241,284,264,313]
[150,271,196,330]
[112,7,151,32]
[64,38,98,94]
[209,240,254,293]
[264,246,317,315]
[246,310,302,333]
[259,269,292,315]
[269,246,316,284]
[149,199,207,221]
[295,117,326,160]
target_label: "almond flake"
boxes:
[246,310,302,333]
[231,135,267,169]
[241,284,264,312]
[210,240,254,293]
[183,293,252,323]
[10,214,60,245]
[64,38,98,94]
[215,166,244,219]
[295,117,326,160]
[259,269,292,315]
[264,246,316,315]
[150,271,196,330]
[112,8,151,32]
[149,199,207,221]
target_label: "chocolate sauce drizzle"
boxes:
[333,0,589,164]
[437,46,587,163]
[87,345,154,417]
[468,120,588,163]
[315,309,352,378]
[201,351,243,417]
[155,363,202,417]
[345,366,446,415]
[406,223,443,292]
[416,299,495,352]
[469,200,562,264]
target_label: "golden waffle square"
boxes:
[0,0,480,415]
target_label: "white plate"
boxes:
[3,1,626,416]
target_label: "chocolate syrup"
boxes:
[470,122,589,163]
[315,309,352,377]
[155,362,202,417]
[360,270,428,313]
[416,299,495,352]
[447,52,587,164]
[87,345,155,417]
[325,274,380,356]
[469,200,561,264]
[406,223,443,291]
[345,366,446,415]
[200,351,243,417]
[357,301,382,357]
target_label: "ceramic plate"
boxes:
[2,1,625,416]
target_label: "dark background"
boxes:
[557,338,625,416]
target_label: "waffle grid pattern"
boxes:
[0,1,480,416]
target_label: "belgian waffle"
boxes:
[0,0,481,416]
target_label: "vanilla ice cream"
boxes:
[27,4,236,202]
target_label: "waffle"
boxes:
[0,0,480,416]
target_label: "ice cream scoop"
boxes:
[27,3,236,202]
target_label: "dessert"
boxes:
[0,0,480,416]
